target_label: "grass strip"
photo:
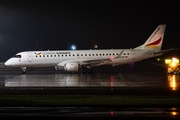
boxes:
[0,95,180,106]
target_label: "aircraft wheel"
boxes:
[21,67,27,74]
[22,70,26,74]
[83,69,87,74]
[88,68,94,74]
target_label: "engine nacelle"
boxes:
[64,63,79,72]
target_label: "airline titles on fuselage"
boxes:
[42,52,71,55]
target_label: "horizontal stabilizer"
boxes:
[148,48,178,55]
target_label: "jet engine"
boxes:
[64,63,79,72]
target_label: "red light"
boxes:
[110,111,114,116]
[110,57,113,61]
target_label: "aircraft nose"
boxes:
[4,60,11,66]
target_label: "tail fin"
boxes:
[134,24,166,50]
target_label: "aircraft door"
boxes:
[131,49,135,60]
[27,52,33,62]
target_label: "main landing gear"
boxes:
[21,67,27,74]
[80,66,94,74]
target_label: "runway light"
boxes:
[110,111,114,116]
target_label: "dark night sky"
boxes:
[0,0,180,61]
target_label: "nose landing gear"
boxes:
[21,67,27,74]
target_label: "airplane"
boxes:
[4,24,177,74]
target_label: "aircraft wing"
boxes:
[79,58,110,66]
[148,48,178,55]
[56,58,110,67]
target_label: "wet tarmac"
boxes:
[0,61,180,119]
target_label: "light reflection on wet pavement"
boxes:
[1,62,180,119]
[0,107,180,119]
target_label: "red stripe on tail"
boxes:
[146,37,162,46]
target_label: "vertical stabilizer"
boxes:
[134,24,166,50]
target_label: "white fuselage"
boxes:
[4,49,159,68]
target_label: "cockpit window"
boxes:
[12,55,21,58]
